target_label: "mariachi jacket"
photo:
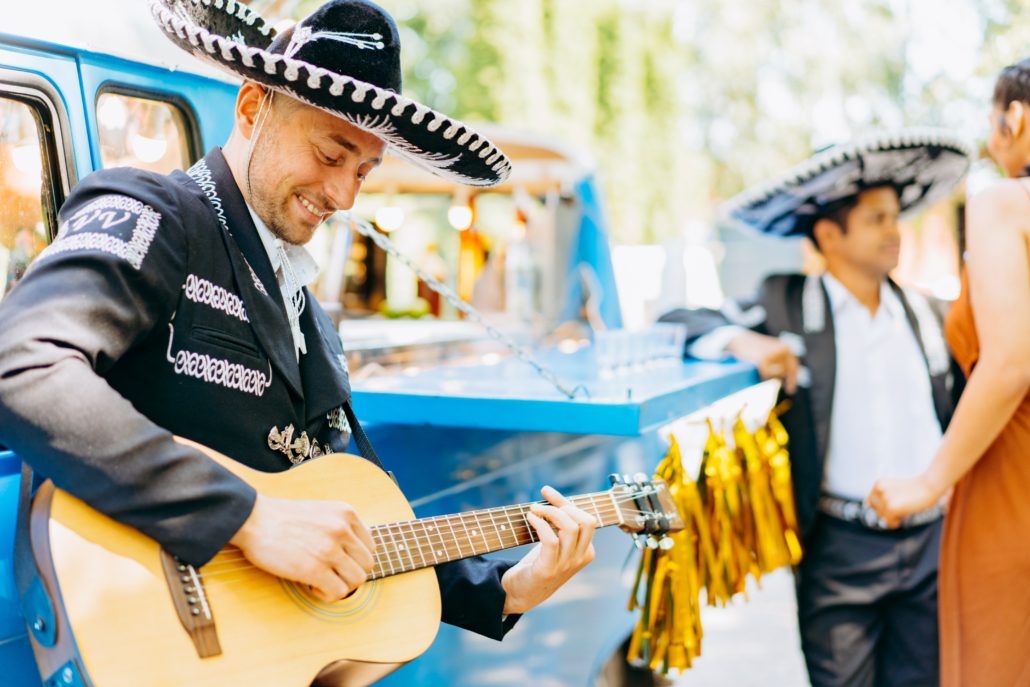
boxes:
[0,149,515,639]
[661,273,963,544]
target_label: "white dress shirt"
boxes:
[820,273,942,500]
[689,273,943,501]
[247,206,320,359]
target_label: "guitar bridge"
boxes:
[159,550,222,658]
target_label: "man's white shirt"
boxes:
[247,206,320,360]
[690,273,942,501]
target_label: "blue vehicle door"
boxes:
[0,41,84,687]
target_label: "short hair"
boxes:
[993,58,1030,110]
[805,195,856,251]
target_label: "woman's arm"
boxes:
[869,181,1030,525]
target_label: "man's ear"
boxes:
[1005,100,1025,139]
[812,217,841,254]
[235,82,268,139]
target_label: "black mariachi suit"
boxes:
[0,149,516,640]
[661,273,963,687]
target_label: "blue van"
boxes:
[0,3,758,685]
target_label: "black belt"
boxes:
[818,494,943,531]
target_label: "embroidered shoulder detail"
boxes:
[39,195,160,270]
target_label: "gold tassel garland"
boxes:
[627,406,802,674]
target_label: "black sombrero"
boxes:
[150,0,511,186]
[723,128,974,237]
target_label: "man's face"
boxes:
[247,92,386,245]
[817,187,902,278]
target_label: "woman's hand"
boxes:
[866,475,946,528]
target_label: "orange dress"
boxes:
[939,271,1030,686]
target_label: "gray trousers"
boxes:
[796,515,942,687]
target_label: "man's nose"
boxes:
[325,168,360,212]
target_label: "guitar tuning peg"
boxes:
[645,536,660,550]
[633,472,649,484]
[659,537,675,551]
[633,535,646,550]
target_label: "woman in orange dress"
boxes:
[868,59,1030,686]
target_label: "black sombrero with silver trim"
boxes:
[150,0,511,186]
[723,128,974,237]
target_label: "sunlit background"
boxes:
[242,0,1030,325]
[3,0,1029,328]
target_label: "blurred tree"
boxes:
[251,0,1030,244]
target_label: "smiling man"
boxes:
[660,131,971,687]
[0,0,597,668]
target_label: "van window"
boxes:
[97,92,193,173]
[0,97,50,299]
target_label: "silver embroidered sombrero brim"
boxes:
[723,128,975,237]
[150,0,511,187]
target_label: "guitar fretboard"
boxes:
[367,492,623,580]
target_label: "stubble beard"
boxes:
[246,118,305,246]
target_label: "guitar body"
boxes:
[29,439,440,687]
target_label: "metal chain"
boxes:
[344,214,583,399]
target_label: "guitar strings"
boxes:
[198,504,662,577]
[196,499,663,585]
[197,495,654,574]
[196,495,661,575]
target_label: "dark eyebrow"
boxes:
[327,133,382,166]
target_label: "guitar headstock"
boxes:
[608,473,685,536]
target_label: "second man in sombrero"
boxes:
[662,130,971,687]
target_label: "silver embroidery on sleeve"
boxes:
[39,195,160,270]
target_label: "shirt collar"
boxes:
[246,205,320,290]
[822,272,903,320]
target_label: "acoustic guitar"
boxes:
[23,438,683,687]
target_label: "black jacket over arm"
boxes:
[0,149,516,640]
[661,273,961,544]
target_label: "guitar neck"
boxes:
[367,491,623,580]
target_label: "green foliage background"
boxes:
[256,0,1030,243]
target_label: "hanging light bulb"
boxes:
[447,187,473,231]
[447,204,473,231]
[375,205,405,232]
[375,187,405,232]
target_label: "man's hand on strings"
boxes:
[230,494,376,602]
[500,486,597,615]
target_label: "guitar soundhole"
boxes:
[279,578,382,624]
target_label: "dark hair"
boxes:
[993,59,1030,177]
[805,197,853,252]
[993,58,1030,109]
